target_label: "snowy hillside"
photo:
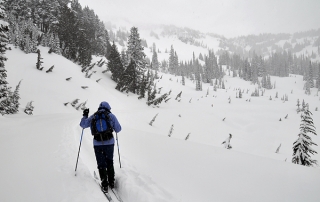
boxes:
[108,23,320,63]
[109,23,222,62]
[1,45,320,202]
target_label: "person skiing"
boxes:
[80,101,122,192]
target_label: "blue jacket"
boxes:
[80,101,122,146]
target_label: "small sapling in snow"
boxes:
[24,101,34,115]
[222,134,232,149]
[185,133,190,140]
[46,65,54,73]
[275,144,281,153]
[175,91,182,100]
[149,113,159,126]
[168,124,174,137]
[70,99,79,107]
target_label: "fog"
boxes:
[78,0,320,37]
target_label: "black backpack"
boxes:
[91,110,114,141]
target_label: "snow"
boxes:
[1,44,320,202]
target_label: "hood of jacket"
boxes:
[98,101,111,111]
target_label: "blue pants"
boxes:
[94,144,114,169]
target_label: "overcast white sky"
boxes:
[78,0,320,38]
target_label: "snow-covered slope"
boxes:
[1,45,320,202]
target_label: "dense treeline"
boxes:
[1,0,116,115]
[5,0,112,67]
[0,0,19,115]
[1,0,168,111]
[219,50,319,78]
[154,44,320,92]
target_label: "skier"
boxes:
[80,101,122,192]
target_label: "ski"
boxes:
[93,171,114,202]
[110,187,123,202]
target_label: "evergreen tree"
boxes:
[308,61,314,88]
[77,29,92,68]
[138,71,149,99]
[221,80,225,89]
[316,64,320,89]
[36,49,43,70]
[48,32,61,54]
[126,27,146,94]
[267,75,272,89]
[151,50,159,70]
[0,0,10,115]
[174,51,179,75]
[296,99,301,112]
[147,86,157,103]
[24,101,34,115]
[120,48,129,68]
[292,104,318,166]
[168,45,175,74]
[147,92,168,106]
[305,80,311,95]
[116,59,136,93]
[239,90,242,98]
[108,41,124,82]
[181,73,185,86]
[195,62,202,91]
[10,80,21,114]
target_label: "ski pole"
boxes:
[115,132,122,168]
[75,128,84,176]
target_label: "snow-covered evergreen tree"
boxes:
[316,64,320,89]
[10,80,21,114]
[120,48,129,68]
[292,104,318,166]
[24,101,34,115]
[108,41,124,82]
[138,72,149,99]
[296,99,301,113]
[36,49,44,70]
[195,62,202,91]
[168,45,175,74]
[305,80,311,95]
[151,50,159,70]
[126,27,146,94]
[48,32,61,54]
[147,85,156,103]
[174,51,179,75]
[116,59,136,93]
[0,0,10,115]
[147,92,168,106]
[308,61,314,88]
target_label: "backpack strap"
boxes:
[104,111,114,132]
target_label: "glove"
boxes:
[83,108,89,117]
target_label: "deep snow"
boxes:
[1,44,320,202]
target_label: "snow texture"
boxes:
[1,43,320,202]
